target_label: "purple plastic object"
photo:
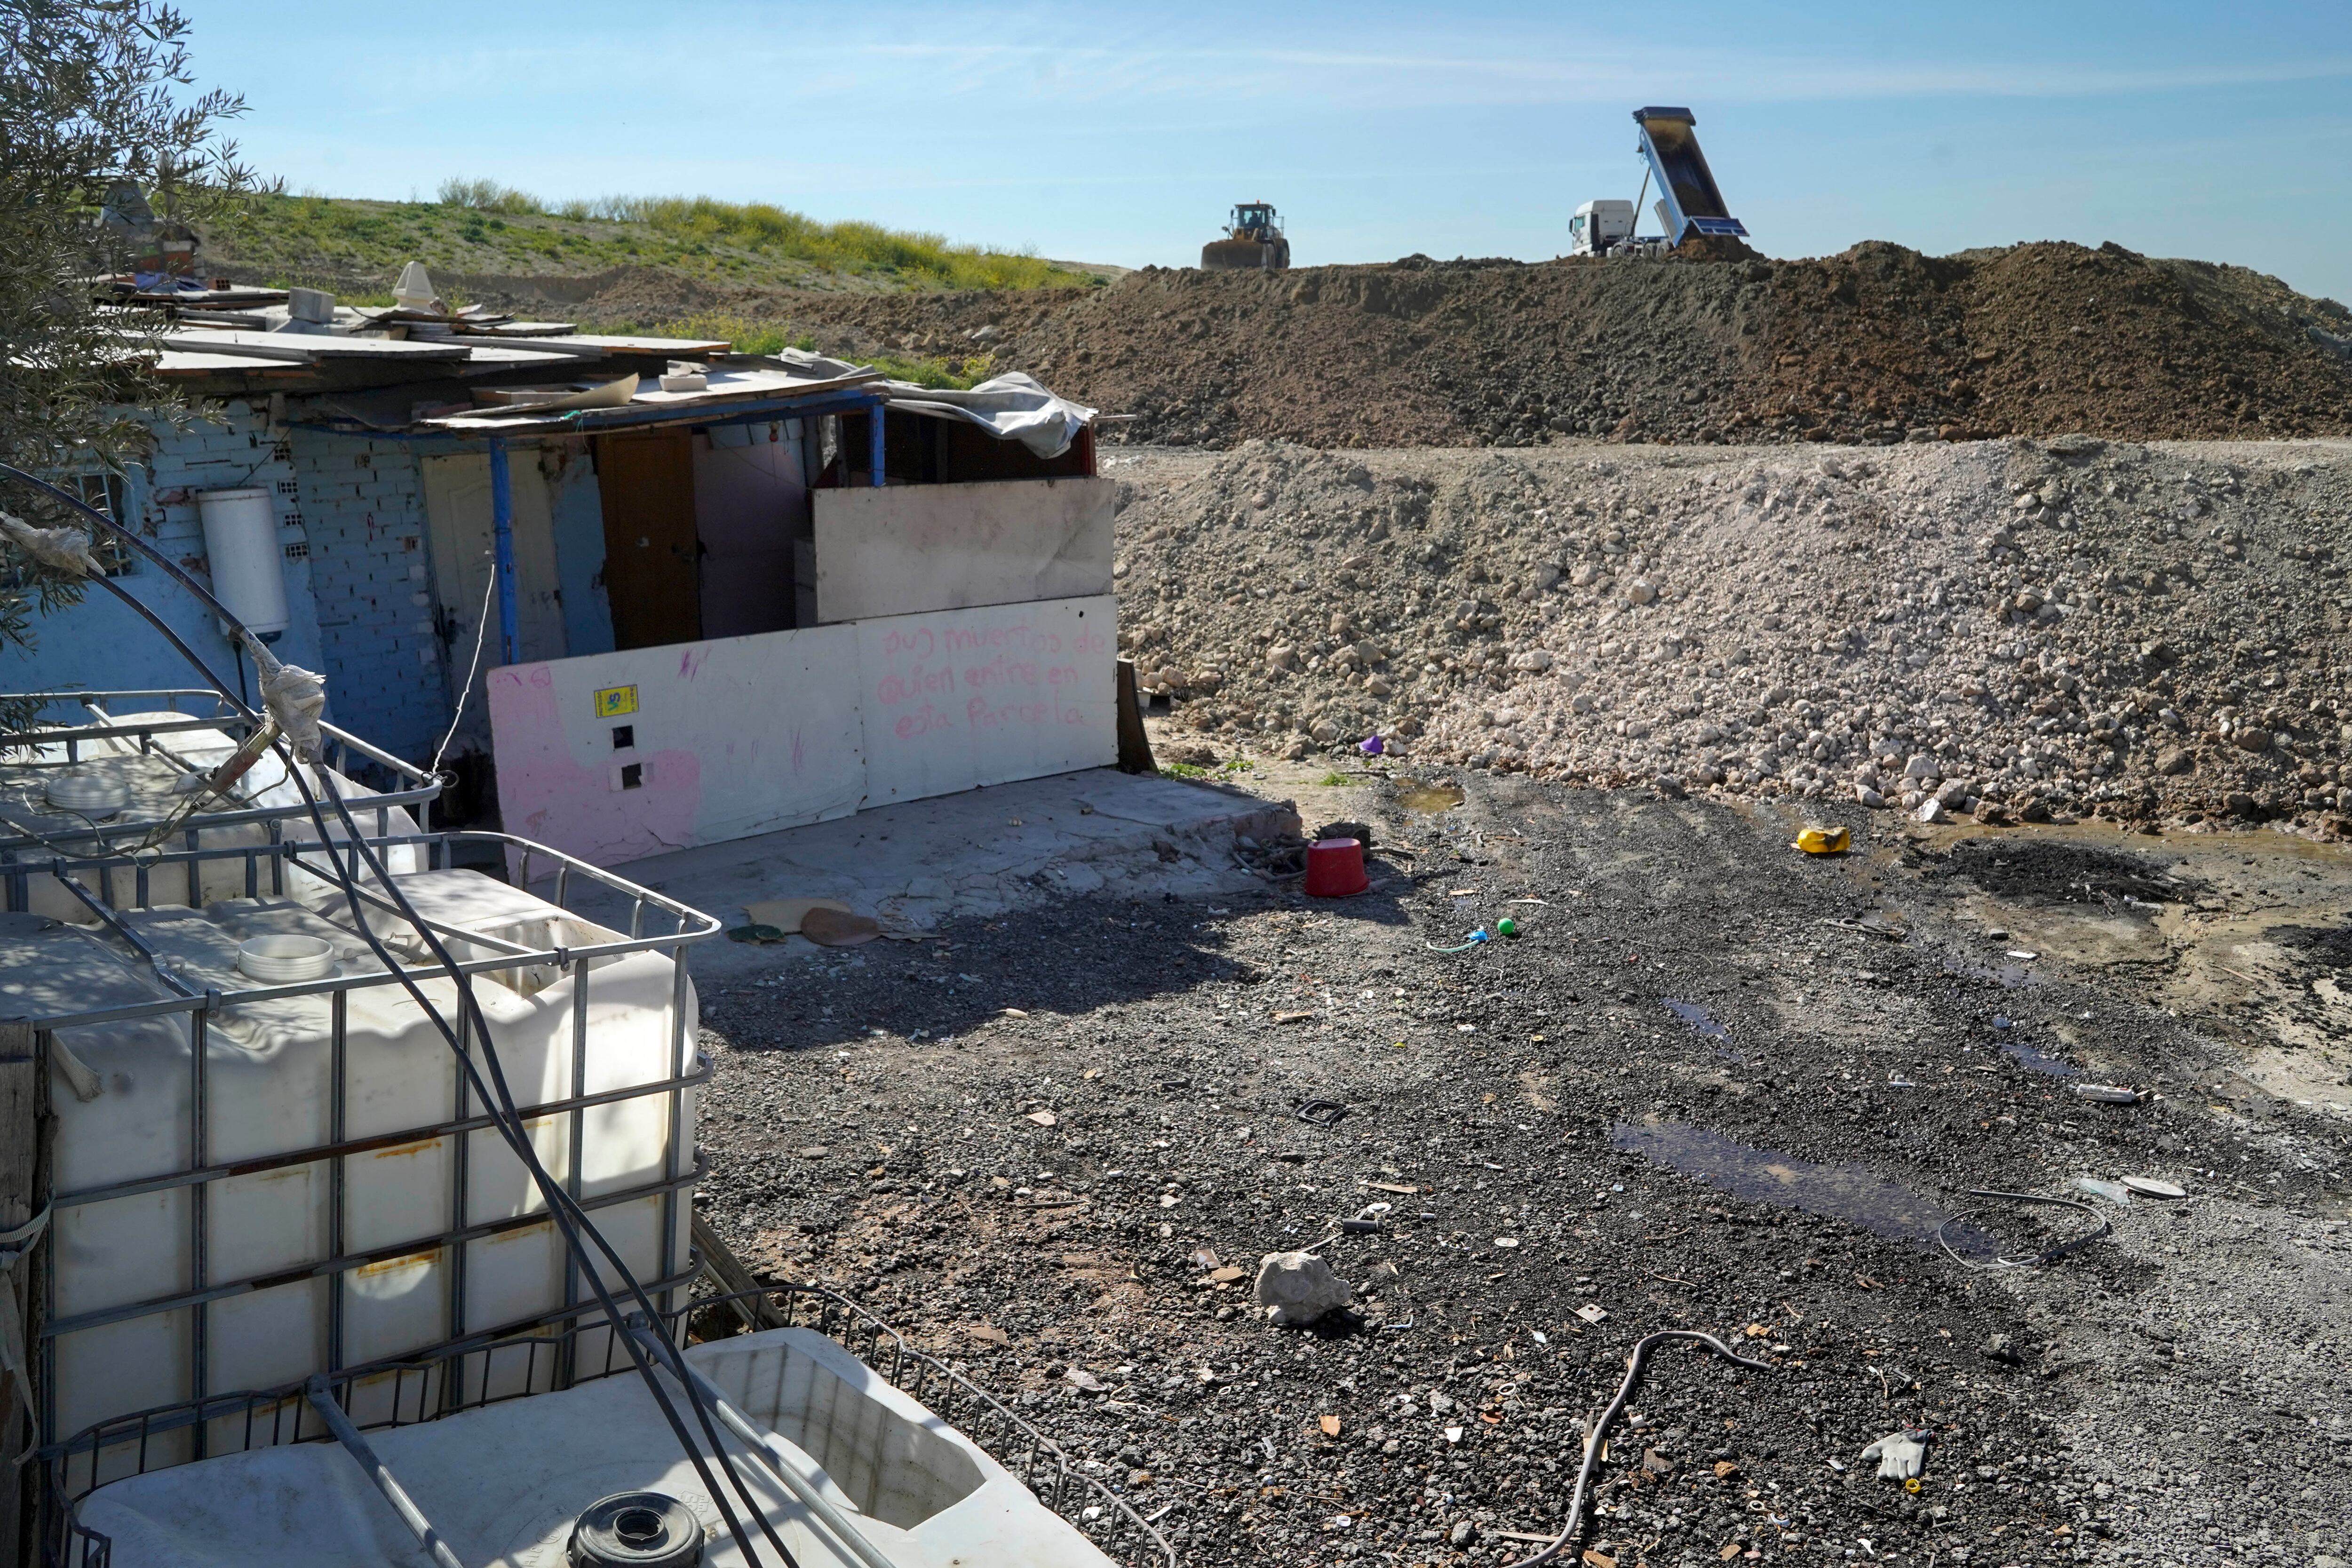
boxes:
[1359,734,1385,755]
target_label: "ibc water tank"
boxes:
[196,486,291,640]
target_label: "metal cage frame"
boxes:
[0,691,443,885]
[24,828,720,1523]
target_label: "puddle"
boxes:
[1999,1040,2077,1076]
[1943,959,2034,989]
[1988,1013,2075,1075]
[1613,1120,1993,1254]
[1394,780,1466,814]
[1663,999,1746,1063]
[1663,999,1728,1038]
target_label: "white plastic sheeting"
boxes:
[882,371,1097,459]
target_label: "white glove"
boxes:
[1859,1429,1930,1480]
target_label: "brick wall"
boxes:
[287,431,452,762]
[15,401,331,704]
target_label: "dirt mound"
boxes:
[569,241,2352,448]
[1108,436,2352,829]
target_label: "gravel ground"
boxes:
[1107,438,2352,831]
[690,770,2352,1568]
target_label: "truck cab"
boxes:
[1568,199,1635,257]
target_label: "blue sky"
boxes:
[188,0,2352,303]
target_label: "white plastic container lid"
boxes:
[45,772,130,815]
[235,933,336,983]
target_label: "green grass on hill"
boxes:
[204,187,1105,295]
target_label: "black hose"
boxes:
[1504,1329,1774,1568]
[0,466,799,1567]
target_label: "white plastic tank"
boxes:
[29,872,696,1482]
[73,1328,1122,1568]
[0,713,421,920]
[195,487,291,640]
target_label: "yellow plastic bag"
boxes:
[1793,825,1851,855]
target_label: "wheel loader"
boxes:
[1201,202,1290,271]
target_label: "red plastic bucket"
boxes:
[1304,838,1369,898]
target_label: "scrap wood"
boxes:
[690,1213,789,1332]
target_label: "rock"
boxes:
[1253,1250,1352,1327]
[1508,649,1554,673]
[1855,785,1886,808]
[1935,778,1971,805]
[1309,719,1341,744]
[2156,746,2193,775]
[1653,773,1686,799]
[1448,1521,1475,1547]
[1626,578,1659,605]
[1904,754,1936,780]
[2233,728,2271,753]
[1915,797,1949,824]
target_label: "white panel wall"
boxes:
[857,596,1118,807]
[487,596,1118,866]
[814,477,1113,624]
[486,624,866,865]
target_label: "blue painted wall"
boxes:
[3,400,329,715]
[289,430,451,761]
[544,438,614,660]
[8,406,641,768]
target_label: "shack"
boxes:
[19,287,1115,866]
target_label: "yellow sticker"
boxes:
[594,685,638,718]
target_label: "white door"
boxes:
[421,453,566,750]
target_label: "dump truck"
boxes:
[1202,201,1290,271]
[1571,108,1748,256]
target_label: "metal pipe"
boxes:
[867,400,885,488]
[302,1376,470,1568]
[488,438,519,666]
[623,1321,900,1568]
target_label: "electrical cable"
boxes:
[1503,1329,1773,1568]
[294,768,801,1568]
[428,560,498,776]
[0,466,801,1568]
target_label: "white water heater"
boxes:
[196,486,290,641]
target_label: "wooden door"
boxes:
[595,430,701,649]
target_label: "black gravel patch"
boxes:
[2267,924,2352,968]
[685,783,2325,1568]
[1918,838,2198,907]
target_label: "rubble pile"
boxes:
[1112,437,2352,828]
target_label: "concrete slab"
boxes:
[578,768,1296,983]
